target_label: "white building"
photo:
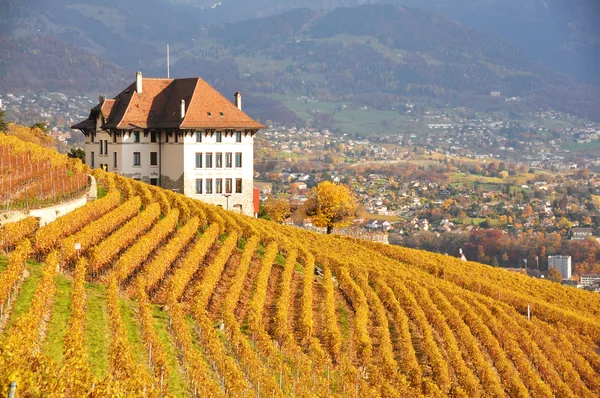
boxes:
[73,72,264,216]
[580,273,600,287]
[548,255,572,279]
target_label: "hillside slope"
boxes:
[0,138,599,396]
[0,35,129,94]
[206,4,600,120]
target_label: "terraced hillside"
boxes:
[1,151,600,396]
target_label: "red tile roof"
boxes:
[73,76,264,131]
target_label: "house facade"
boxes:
[72,72,264,216]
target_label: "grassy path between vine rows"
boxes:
[43,274,73,364]
[153,305,188,397]
[85,283,109,378]
[5,260,43,330]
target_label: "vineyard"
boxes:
[1,145,600,396]
[0,134,88,210]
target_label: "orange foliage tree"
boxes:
[304,181,358,234]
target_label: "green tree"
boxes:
[31,122,49,132]
[490,256,499,267]
[304,181,358,234]
[0,110,7,132]
[68,147,85,161]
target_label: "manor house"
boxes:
[73,72,264,216]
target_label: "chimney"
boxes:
[136,71,143,94]
[180,99,186,119]
[234,92,242,111]
[98,95,105,103]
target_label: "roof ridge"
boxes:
[116,87,136,129]
[181,77,200,127]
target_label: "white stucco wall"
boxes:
[86,128,256,216]
[182,131,254,215]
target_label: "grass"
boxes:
[97,186,108,199]
[0,256,8,272]
[119,297,148,366]
[5,259,43,330]
[85,282,109,378]
[265,93,421,135]
[153,305,188,397]
[453,217,486,226]
[362,213,402,222]
[43,274,74,364]
[337,303,350,340]
[275,252,285,267]
[563,141,600,153]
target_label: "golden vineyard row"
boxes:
[0,165,598,397]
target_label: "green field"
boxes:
[266,94,422,135]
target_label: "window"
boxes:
[174,133,178,143]
[196,131,202,143]
[150,178,158,186]
[90,151,95,167]
[165,134,169,143]
[206,179,213,194]
[195,153,202,168]
[133,152,141,166]
[225,153,232,168]
[113,133,117,143]
[150,152,158,166]
[90,134,94,143]
[235,152,242,168]
[195,179,203,194]
[205,153,213,168]
[215,179,223,194]
[216,153,223,168]
[235,178,242,193]
[216,132,222,142]
[113,152,117,169]
[134,132,140,143]
[236,132,242,142]
[104,140,108,155]
[99,142,103,155]
[225,178,232,194]
[151,131,157,143]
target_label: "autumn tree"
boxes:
[304,181,358,234]
[548,267,562,283]
[264,196,291,223]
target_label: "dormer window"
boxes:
[207,112,212,117]
[219,112,224,117]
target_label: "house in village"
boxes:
[72,72,264,216]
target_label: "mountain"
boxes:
[3,0,598,83]
[204,5,600,120]
[0,0,199,70]
[0,35,129,94]
[1,2,599,124]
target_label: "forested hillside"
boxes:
[1,137,599,396]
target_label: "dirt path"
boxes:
[263,264,283,338]
[234,256,262,323]
[312,279,325,347]
[207,251,240,320]
[290,269,304,346]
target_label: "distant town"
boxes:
[3,90,600,291]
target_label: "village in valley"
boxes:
[3,90,600,289]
